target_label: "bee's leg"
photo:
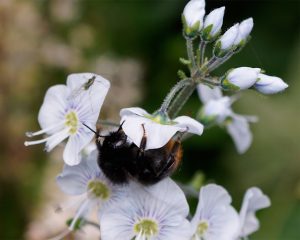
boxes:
[138,124,147,156]
[156,131,186,178]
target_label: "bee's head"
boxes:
[103,123,127,149]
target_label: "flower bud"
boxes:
[221,67,261,90]
[182,0,205,38]
[213,24,239,57]
[234,18,254,47]
[202,7,225,41]
[254,73,288,94]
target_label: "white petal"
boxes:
[63,130,94,165]
[254,73,288,94]
[121,115,182,150]
[38,85,69,134]
[204,6,225,37]
[137,178,189,217]
[219,24,239,50]
[191,184,232,231]
[205,205,240,240]
[66,72,110,93]
[67,73,110,124]
[239,187,271,237]
[173,116,204,135]
[201,98,232,123]
[56,153,99,195]
[45,128,70,152]
[191,184,240,240]
[183,0,206,27]
[234,18,254,45]
[120,107,149,118]
[227,67,260,90]
[226,115,253,154]
[197,84,223,103]
[56,172,87,195]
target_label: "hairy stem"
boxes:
[168,81,197,119]
[159,78,192,113]
[199,41,207,66]
[208,52,234,72]
[186,38,196,71]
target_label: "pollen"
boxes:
[133,218,159,237]
[65,111,79,134]
[197,220,209,236]
[87,180,110,200]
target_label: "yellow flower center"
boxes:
[133,218,159,237]
[197,220,209,236]
[87,180,110,200]
[145,113,176,125]
[65,111,78,134]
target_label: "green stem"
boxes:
[208,52,233,72]
[186,38,196,71]
[199,41,207,65]
[85,220,100,230]
[201,77,220,86]
[168,81,197,119]
[159,78,192,113]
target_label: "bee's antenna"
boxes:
[82,123,106,138]
[117,120,126,132]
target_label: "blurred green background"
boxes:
[0,0,299,239]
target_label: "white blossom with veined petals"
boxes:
[100,178,192,240]
[24,73,110,165]
[56,150,128,230]
[237,187,271,238]
[203,7,225,40]
[183,0,206,29]
[254,73,288,94]
[120,107,204,150]
[191,184,240,240]
[198,84,257,154]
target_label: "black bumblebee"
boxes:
[85,122,184,185]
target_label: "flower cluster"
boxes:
[24,0,288,238]
[56,150,270,240]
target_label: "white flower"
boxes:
[120,107,204,150]
[234,18,254,46]
[183,0,206,29]
[24,73,110,165]
[238,187,271,238]
[100,178,192,240]
[254,73,288,94]
[216,23,239,51]
[222,67,261,90]
[56,150,128,230]
[198,84,257,153]
[191,184,240,240]
[202,7,225,40]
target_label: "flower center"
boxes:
[65,111,78,134]
[197,220,209,236]
[133,218,159,237]
[87,180,110,200]
[145,112,176,125]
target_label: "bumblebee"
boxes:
[86,123,184,185]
